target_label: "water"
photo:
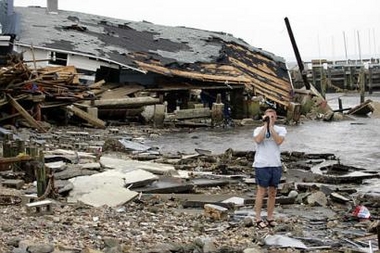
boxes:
[147,92,380,193]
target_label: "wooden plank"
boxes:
[175,108,211,120]
[0,155,32,164]
[88,79,105,89]
[66,105,106,129]
[6,95,47,133]
[253,84,292,107]
[0,112,21,122]
[347,100,374,116]
[252,78,293,100]
[136,61,251,84]
[82,97,161,108]
[229,57,291,89]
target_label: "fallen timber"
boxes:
[81,97,161,108]
[347,99,374,116]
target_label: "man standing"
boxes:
[253,108,287,229]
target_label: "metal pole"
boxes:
[284,17,310,90]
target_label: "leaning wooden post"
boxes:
[36,148,47,197]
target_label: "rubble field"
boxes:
[0,124,380,253]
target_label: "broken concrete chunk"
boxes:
[132,177,194,194]
[204,204,229,220]
[78,186,138,208]
[68,169,138,207]
[100,156,176,175]
[221,197,245,206]
[123,169,159,189]
[306,191,328,206]
[2,179,25,190]
[118,138,151,152]
[79,162,101,171]
[264,234,307,249]
[45,161,67,171]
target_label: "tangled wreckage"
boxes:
[0,0,325,129]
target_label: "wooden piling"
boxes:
[36,149,47,197]
[349,66,354,90]
[368,66,373,94]
[359,67,365,104]
[343,66,348,89]
[320,68,326,99]
[211,93,224,126]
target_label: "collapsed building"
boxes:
[0,0,298,128]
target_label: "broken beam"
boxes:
[66,105,106,129]
[6,95,47,133]
[82,97,161,108]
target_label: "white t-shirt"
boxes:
[252,125,287,168]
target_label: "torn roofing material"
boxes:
[14,6,293,107]
[15,6,284,67]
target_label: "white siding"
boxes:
[15,45,119,72]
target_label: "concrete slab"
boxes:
[79,186,138,208]
[80,162,101,170]
[45,149,96,161]
[152,193,246,209]
[45,161,67,170]
[124,169,158,188]
[132,177,194,194]
[264,235,307,249]
[191,178,231,188]
[118,138,151,152]
[68,170,138,207]
[2,179,25,189]
[176,170,213,179]
[222,197,245,206]
[100,156,176,175]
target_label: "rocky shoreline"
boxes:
[1,124,380,253]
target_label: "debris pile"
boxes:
[0,126,380,252]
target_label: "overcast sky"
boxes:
[14,0,380,62]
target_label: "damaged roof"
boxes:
[15,6,283,65]
[14,6,294,107]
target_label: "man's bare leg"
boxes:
[255,186,267,221]
[267,186,277,221]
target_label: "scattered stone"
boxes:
[306,191,328,206]
[204,204,229,220]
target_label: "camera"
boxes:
[262,116,270,123]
